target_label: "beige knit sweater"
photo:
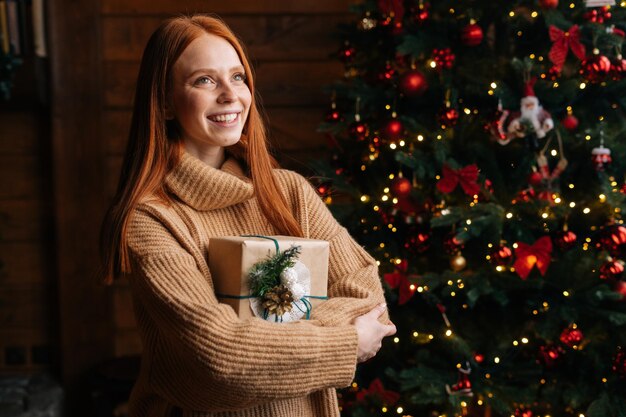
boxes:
[126,151,388,417]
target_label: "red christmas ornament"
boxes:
[554,230,577,251]
[561,114,579,131]
[560,326,584,347]
[461,22,483,47]
[444,233,465,255]
[325,109,342,122]
[404,231,431,254]
[473,353,485,363]
[539,0,558,9]
[621,184,626,194]
[316,182,332,197]
[391,177,412,197]
[610,56,626,80]
[398,69,428,96]
[613,349,626,377]
[591,145,612,171]
[614,280,626,298]
[349,121,369,141]
[432,48,455,70]
[538,344,564,368]
[528,170,544,186]
[598,225,626,255]
[489,244,513,266]
[382,119,404,140]
[600,259,625,280]
[581,54,612,83]
[513,236,553,280]
[438,107,459,128]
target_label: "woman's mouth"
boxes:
[207,112,240,125]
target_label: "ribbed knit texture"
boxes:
[126,151,388,417]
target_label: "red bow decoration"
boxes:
[384,260,416,305]
[513,236,553,280]
[356,378,400,405]
[549,25,586,70]
[437,164,481,196]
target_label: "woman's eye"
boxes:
[194,76,214,86]
[233,73,247,83]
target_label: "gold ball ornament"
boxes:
[450,253,467,272]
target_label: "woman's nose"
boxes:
[217,83,237,103]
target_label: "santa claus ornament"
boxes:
[592,129,612,171]
[507,79,554,144]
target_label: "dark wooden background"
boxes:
[0,0,351,412]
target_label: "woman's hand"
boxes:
[353,304,396,363]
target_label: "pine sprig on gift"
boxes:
[248,245,301,297]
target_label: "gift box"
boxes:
[208,235,329,322]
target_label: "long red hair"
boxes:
[100,14,303,283]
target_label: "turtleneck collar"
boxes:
[165,151,254,211]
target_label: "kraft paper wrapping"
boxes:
[208,236,329,320]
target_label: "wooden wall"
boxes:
[45,0,351,413]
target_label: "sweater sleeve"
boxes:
[126,205,358,412]
[284,172,390,327]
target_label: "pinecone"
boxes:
[262,284,294,317]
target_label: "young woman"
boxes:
[100,14,396,417]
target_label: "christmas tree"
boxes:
[314,1,626,416]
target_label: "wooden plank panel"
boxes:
[0,199,47,241]
[102,0,352,15]
[105,155,123,199]
[0,156,42,199]
[0,288,52,329]
[104,61,341,108]
[0,242,48,286]
[113,287,136,329]
[114,330,142,357]
[102,15,349,62]
[102,110,131,155]
[266,107,330,151]
[0,112,39,154]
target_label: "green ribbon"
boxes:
[241,234,280,254]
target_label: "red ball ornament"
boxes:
[580,54,612,83]
[598,225,626,255]
[514,409,534,417]
[382,119,404,140]
[461,22,483,47]
[404,232,431,254]
[444,233,465,255]
[489,245,513,266]
[600,259,625,280]
[438,107,459,128]
[613,349,626,377]
[398,69,428,96]
[560,327,584,348]
[539,0,558,9]
[473,353,485,363]
[561,114,579,131]
[554,230,577,251]
[339,44,356,62]
[391,177,412,197]
[316,182,332,197]
[621,184,626,195]
[325,109,342,122]
[349,121,369,141]
[614,280,626,299]
[528,170,544,186]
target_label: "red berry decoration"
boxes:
[489,244,513,266]
[391,177,412,197]
[382,119,404,140]
[404,232,431,254]
[539,0,558,9]
[461,22,483,47]
[560,326,584,348]
[514,409,534,417]
[600,259,625,280]
[349,121,369,141]
[580,54,612,83]
[610,55,626,80]
[432,48,455,70]
[437,107,459,128]
[378,62,396,81]
[561,114,579,131]
[410,2,429,23]
[398,69,428,96]
[339,44,356,62]
[613,349,626,377]
[554,230,577,251]
[538,344,564,368]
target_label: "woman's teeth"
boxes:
[208,113,238,123]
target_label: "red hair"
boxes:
[100,14,303,283]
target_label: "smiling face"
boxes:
[169,33,252,166]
